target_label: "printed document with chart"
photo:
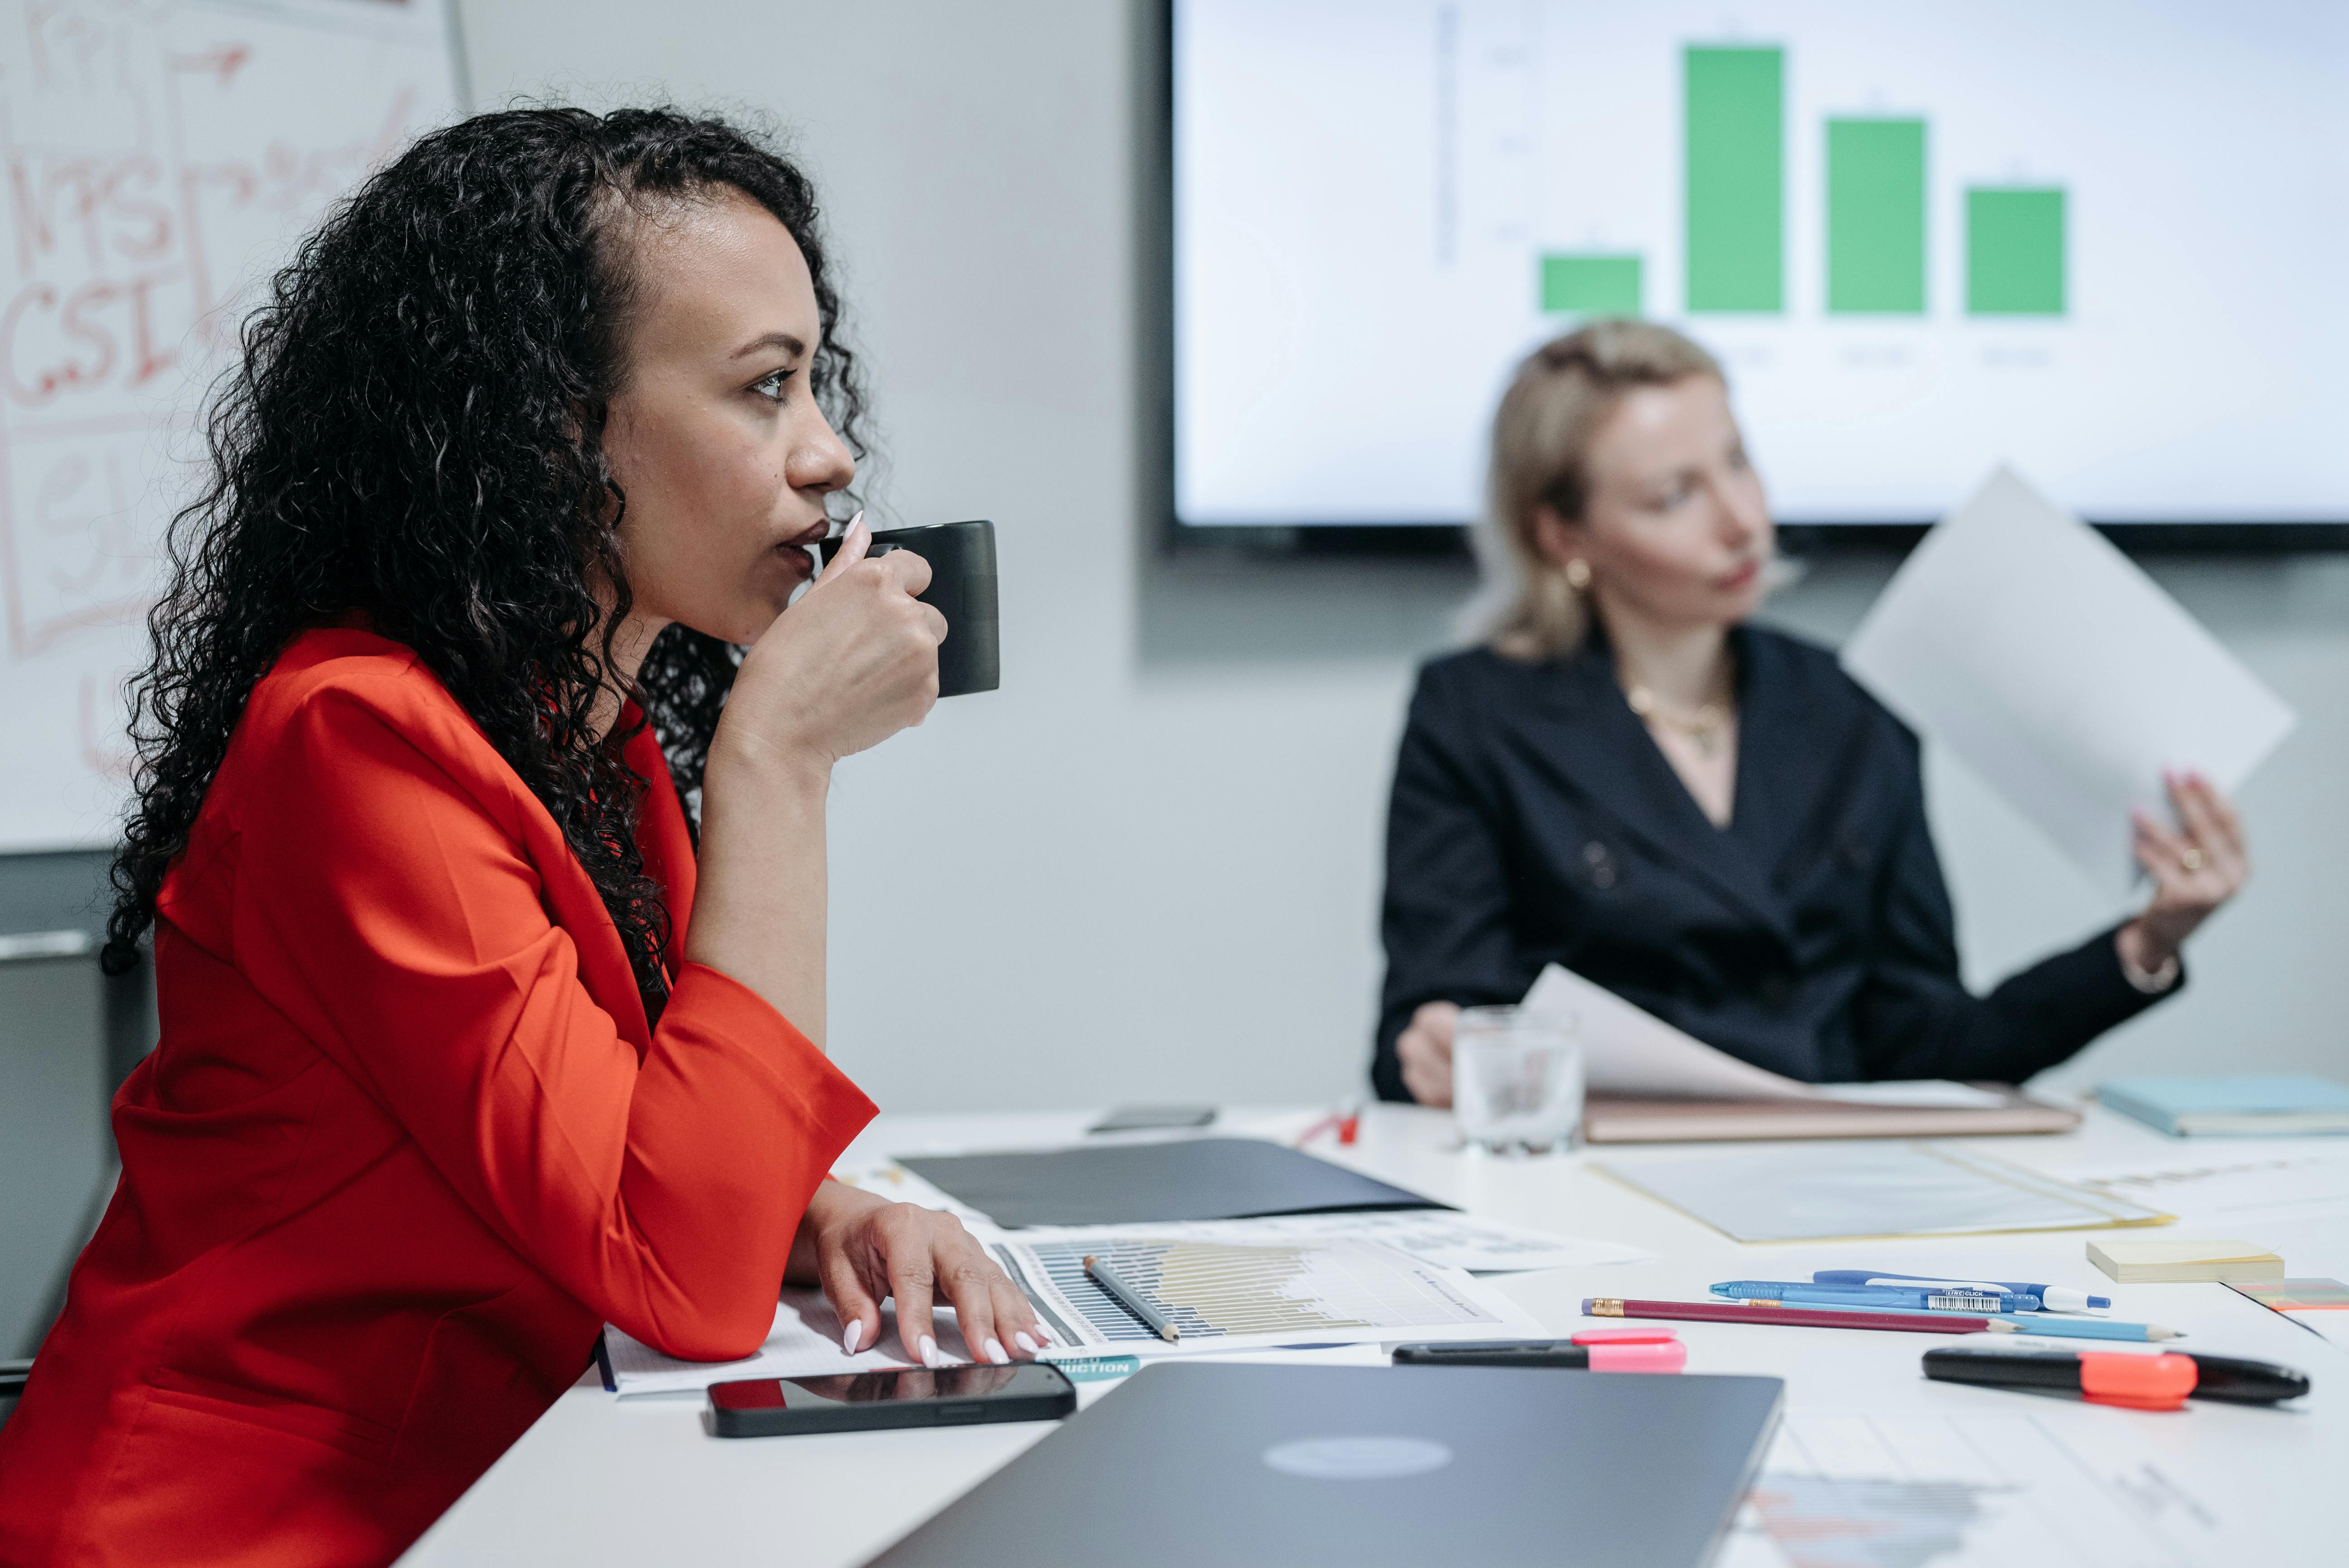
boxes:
[991,1237,1542,1356]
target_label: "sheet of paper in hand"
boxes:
[1841,466,2296,898]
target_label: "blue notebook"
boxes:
[2099,1075,2349,1136]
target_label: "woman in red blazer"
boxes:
[0,109,1044,1566]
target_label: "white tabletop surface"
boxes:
[400,1103,2349,1567]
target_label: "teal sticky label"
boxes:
[1047,1354,1141,1383]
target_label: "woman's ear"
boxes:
[1528,503,1590,571]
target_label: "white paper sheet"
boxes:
[600,1288,970,1398]
[1842,466,2297,897]
[2048,1150,2349,1224]
[999,1210,1653,1273]
[1521,963,2002,1108]
[1597,1142,2172,1243]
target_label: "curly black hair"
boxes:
[102,106,868,1019]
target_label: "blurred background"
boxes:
[6,0,2347,1360]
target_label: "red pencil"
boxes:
[1583,1296,1990,1335]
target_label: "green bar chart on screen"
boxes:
[1967,188,2066,315]
[1827,118,1926,314]
[1683,45,1783,313]
[1540,254,1642,315]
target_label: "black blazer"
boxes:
[1374,626,2171,1101]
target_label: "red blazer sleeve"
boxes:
[225,678,875,1360]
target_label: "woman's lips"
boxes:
[1718,559,1760,592]
[772,540,817,582]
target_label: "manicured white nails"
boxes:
[841,1320,864,1356]
[1014,1332,1040,1355]
[920,1335,941,1368]
[985,1338,1010,1365]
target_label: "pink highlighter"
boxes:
[1391,1329,1687,1373]
[1571,1327,1689,1373]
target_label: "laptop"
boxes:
[865,1361,1783,1567]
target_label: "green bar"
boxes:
[1967,188,2065,315]
[1827,118,1926,314]
[1540,253,1643,315]
[1684,45,1783,313]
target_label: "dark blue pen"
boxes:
[1813,1270,2109,1313]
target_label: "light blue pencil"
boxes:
[1737,1302,2180,1342]
[1981,1312,2181,1343]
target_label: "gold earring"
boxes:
[1564,558,1592,592]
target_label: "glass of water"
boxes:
[1452,1006,1582,1155]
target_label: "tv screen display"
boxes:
[1172,0,2349,531]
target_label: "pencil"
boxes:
[1584,1296,1986,1335]
[1085,1254,1179,1342]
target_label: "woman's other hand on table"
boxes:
[1398,1000,1460,1107]
[2119,770,2249,983]
[788,1181,1047,1369]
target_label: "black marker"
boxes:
[1924,1345,2308,1407]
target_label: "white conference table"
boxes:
[403,1103,2348,1566]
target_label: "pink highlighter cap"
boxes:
[1571,1327,1680,1346]
[1585,1340,1688,1373]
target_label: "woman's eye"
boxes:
[751,367,794,404]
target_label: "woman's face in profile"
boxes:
[601,192,855,646]
[1546,375,1774,631]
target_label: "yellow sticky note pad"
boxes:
[2087,1237,2284,1283]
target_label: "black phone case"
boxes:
[710,1365,1077,1439]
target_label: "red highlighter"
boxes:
[1391,1330,1687,1373]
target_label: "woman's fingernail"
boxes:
[842,1320,864,1356]
[986,1338,1010,1365]
[1014,1332,1040,1355]
[920,1335,940,1368]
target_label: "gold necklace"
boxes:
[1624,683,1732,757]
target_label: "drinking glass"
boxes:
[1452,1006,1582,1154]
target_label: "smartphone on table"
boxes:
[709,1361,1077,1438]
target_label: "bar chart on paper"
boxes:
[1175,0,2349,527]
[999,1239,1517,1349]
[1732,1411,2223,1568]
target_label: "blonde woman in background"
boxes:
[1375,320,2248,1106]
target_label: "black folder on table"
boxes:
[865,1362,1785,1568]
[896,1138,1447,1228]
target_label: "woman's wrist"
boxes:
[2115,920,2182,995]
[706,721,833,800]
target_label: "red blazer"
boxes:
[0,628,876,1566]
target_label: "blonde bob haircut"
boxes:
[1466,318,1726,662]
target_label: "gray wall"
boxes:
[448,0,2349,1110]
[6,3,2339,1164]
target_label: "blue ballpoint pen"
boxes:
[1728,1300,2181,1341]
[1811,1269,2111,1313]
[1712,1280,2041,1312]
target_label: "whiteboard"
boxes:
[0,0,462,851]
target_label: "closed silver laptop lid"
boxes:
[865,1361,1783,1568]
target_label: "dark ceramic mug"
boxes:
[816,519,1000,697]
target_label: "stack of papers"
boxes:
[598,1207,1611,1397]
